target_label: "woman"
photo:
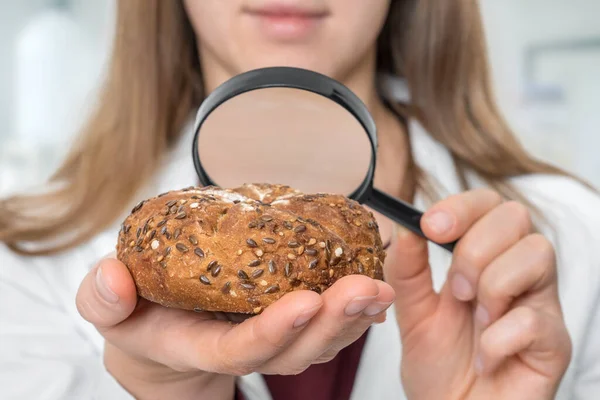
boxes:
[1,1,599,399]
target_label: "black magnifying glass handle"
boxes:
[367,188,456,252]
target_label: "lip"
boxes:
[243,2,329,41]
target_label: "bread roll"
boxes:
[116,184,385,314]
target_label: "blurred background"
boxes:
[0,0,599,196]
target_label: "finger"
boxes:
[421,188,503,243]
[102,288,323,374]
[314,279,393,364]
[477,306,572,378]
[384,224,438,337]
[260,275,395,374]
[475,234,557,327]
[76,256,138,329]
[446,201,532,302]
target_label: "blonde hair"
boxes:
[0,0,586,255]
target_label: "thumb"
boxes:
[76,253,138,330]
[384,225,439,336]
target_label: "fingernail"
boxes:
[95,266,119,304]
[345,296,377,316]
[363,301,393,317]
[474,354,484,375]
[474,304,490,326]
[451,273,474,301]
[293,304,322,328]
[425,211,453,235]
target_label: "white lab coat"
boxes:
[2,77,600,400]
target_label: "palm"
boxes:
[399,284,558,400]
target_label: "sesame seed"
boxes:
[329,269,335,278]
[296,246,305,255]
[253,307,263,313]
[278,232,284,236]
[157,255,164,262]
[255,249,263,257]
[260,280,268,286]
[151,240,159,250]
[179,199,187,205]
[190,202,200,209]
[354,220,362,227]
[287,253,296,260]
[236,249,243,256]
[308,238,317,246]
[128,240,135,248]
[335,247,343,257]
[199,275,211,285]
[319,242,326,248]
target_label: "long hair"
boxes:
[0,0,586,255]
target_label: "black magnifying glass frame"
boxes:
[191,66,455,252]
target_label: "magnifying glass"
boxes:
[191,67,456,252]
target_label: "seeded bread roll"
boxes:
[116,183,385,314]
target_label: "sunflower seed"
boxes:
[288,241,300,248]
[240,282,256,290]
[238,270,249,280]
[189,235,198,245]
[284,221,293,230]
[157,219,167,228]
[207,260,218,271]
[248,259,261,267]
[194,248,205,258]
[284,262,292,277]
[262,237,276,244]
[135,246,143,252]
[246,238,258,248]
[221,282,231,294]
[166,200,177,207]
[131,200,145,213]
[309,259,318,269]
[294,225,307,233]
[247,297,260,306]
[268,260,276,274]
[175,212,187,219]
[174,229,181,240]
[199,275,211,285]
[305,248,318,256]
[176,243,189,253]
[211,265,221,277]
[251,269,264,279]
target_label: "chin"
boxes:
[239,54,342,80]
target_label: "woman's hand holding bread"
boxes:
[75,184,395,399]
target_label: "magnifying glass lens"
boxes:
[197,87,372,195]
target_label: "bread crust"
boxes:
[116,184,385,314]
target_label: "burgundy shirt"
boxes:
[236,330,369,400]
